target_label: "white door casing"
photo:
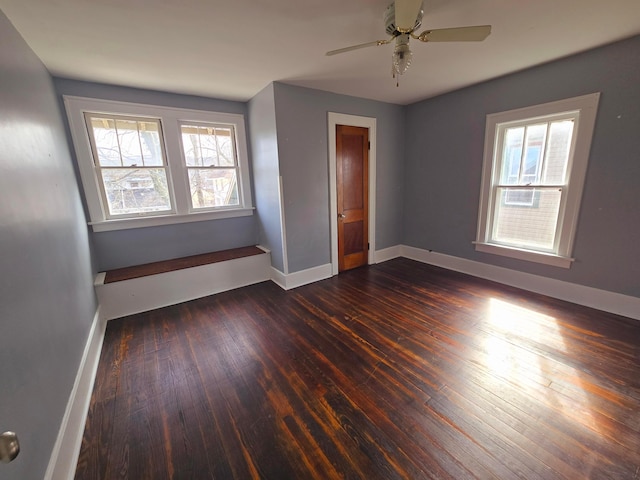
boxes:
[328,113,377,275]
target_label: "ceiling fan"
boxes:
[326,0,491,80]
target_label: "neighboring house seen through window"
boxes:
[475,93,600,268]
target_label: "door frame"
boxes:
[328,112,376,275]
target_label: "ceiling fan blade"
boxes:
[395,0,423,32]
[418,25,491,42]
[326,38,391,56]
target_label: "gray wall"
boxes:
[0,11,97,480]
[248,83,286,271]
[52,78,407,275]
[404,35,640,298]
[53,78,259,271]
[273,83,406,273]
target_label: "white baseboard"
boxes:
[270,267,287,290]
[375,245,402,263]
[271,263,333,290]
[96,252,271,321]
[400,245,640,321]
[44,307,106,480]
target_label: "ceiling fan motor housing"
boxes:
[385,1,423,35]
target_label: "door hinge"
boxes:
[368,141,371,150]
[367,242,370,250]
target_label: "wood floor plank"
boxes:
[75,258,640,479]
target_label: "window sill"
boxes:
[89,207,254,232]
[473,241,574,268]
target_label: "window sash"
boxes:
[489,185,565,252]
[187,167,240,210]
[179,123,238,168]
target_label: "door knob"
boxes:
[338,213,346,219]
[0,431,20,463]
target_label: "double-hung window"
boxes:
[180,123,240,210]
[475,93,600,268]
[65,96,253,232]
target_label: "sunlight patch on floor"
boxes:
[486,298,601,434]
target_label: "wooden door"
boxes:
[336,125,369,272]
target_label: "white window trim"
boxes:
[475,93,600,268]
[64,96,253,232]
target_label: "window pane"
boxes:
[504,188,535,206]
[181,126,204,166]
[542,120,573,184]
[500,127,524,185]
[101,168,171,216]
[137,121,164,166]
[522,124,546,184]
[89,118,121,166]
[114,119,143,165]
[89,116,164,167]
[493,187,561,250]
[181,125,236,167]
[188,168,238,209]
[214,130,235,167]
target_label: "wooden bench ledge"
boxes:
[104,246,266,284]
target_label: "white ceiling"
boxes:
[1,0,639,105]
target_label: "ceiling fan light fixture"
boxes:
[392,44,412,75]
[392,37,412,75]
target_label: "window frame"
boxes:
[475,93,600,268]
[64,96,253,232]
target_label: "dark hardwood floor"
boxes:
[75,258,640,479]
